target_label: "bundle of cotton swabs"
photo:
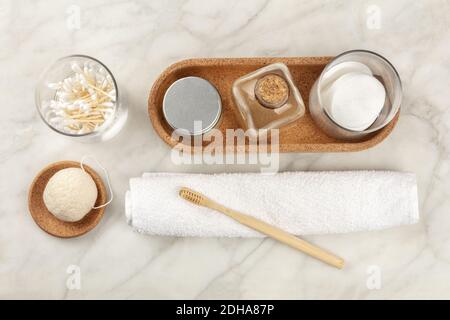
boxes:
[44,61,116,134]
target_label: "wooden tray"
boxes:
[148,57,399,153]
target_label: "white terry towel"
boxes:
[125,171,419,237]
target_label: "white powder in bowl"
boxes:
[43,168,98,222]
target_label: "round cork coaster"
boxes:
[28,161,107,238]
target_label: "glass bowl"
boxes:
[35,55,128,142]
[309,50,402,141]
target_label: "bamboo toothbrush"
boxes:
[179,187,345,269]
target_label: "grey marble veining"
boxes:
[1,0,450,299]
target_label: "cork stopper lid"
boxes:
[255,74,289,109]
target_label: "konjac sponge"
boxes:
[43,168,98,222]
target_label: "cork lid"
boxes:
[255,74,290,109]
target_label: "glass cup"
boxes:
[35,55,128,142]
[309,50,402,141]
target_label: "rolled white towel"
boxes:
[125,171,419,237]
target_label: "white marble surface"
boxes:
[1,0,450,299]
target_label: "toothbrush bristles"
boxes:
[180,188,202,204]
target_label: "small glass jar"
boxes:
[309,50,402,141]
[232,63,305,136]
[35,55,128,142]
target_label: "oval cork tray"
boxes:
[28,161,107,238]
[148,57,399,153]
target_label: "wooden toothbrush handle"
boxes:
[212,203,345,269]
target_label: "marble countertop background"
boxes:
[1,0,450,299]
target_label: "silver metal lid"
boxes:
[163,76,222,135]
